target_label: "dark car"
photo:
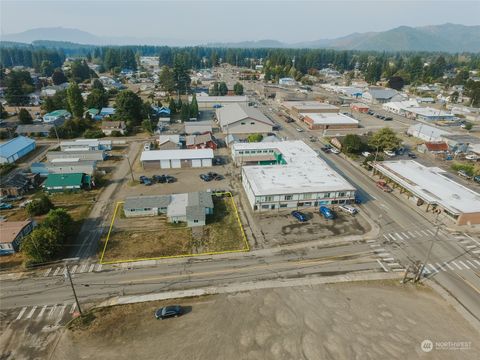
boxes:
[367,111,375,115]
[320,147,331,153]
[384,117,393,121]
[208,172,224,181]
[213,157,224,165]
[155,305,183,320]
[200,174,212,182]
[474,175,480,184]
[407,152,417,159]
[152,175,165,183]
[139,175,148,184]
[291,210,308,222]
[164,175,176,183]
[143,178,152,186]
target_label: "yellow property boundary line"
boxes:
[99,192,249,265]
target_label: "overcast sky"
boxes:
[1,1,479,43]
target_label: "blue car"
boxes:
[291,210,308,222]
[0,203,13,210]
[319,206,336,220]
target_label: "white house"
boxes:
[216,104,274,134]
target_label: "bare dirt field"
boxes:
[101,196,246,262]
[51,281,478,360]
[253,209,371,248]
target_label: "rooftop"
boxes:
[44,173,84,187]
[45,109,70,117]
[302,113,359,125]
[124,195,171,211]
[191,95,248,103]
[0,220,32,244]
[405,107,455,118]
[365,87,399,99]
[140,148,214,161]
[216,103,274,127]
[0,136,36,159]
[373,160,480,214]
[283,101,339,111]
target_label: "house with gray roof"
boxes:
[216,104,274,134]
[123,191,213,227]
[362,87,405,104]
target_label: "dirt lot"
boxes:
[253,209,371,248]
[101,196,246,262]
[51,281,478,360]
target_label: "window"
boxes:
[265,196,274,202]
[303,193,313,200]
[239,151,244,155]
[193,219,198,223]
[250,122,255,125]
[338,192,346,197]
[322,193,331,198]
[261,205,270,209]
[284,195,293,201]
[241,122,246,125]
[280,204,288,208]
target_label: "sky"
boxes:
[1,0,480,44]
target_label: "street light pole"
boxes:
[65,264,83,316]
[415,212,441,282]
[125,155,134,182]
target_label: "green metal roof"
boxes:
[45,109,70,117]
[44,173,84,188]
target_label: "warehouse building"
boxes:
[184,120,213,135]
[302,113,359,130]
[47,150,106,161]
[60,139,112,151]
[350,103,369,113]
[140,149,214,169]
[31,158,97,176]
[216,103,274,134]
[123,191,214,227]
[406,124,450,142]
[189,95,248,109]
[43,173,91,193]
[232,141,356,211]
[281,101,339,118]
[372,160,480,225]
[0,136,36,164]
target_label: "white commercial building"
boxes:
[232,141,356,211]
[140,149,214,169]
[406,124,451,142]
[60,139,112,151]
[190,95,248,109]
[372,160,480,225]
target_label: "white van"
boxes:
[144,142,151,151]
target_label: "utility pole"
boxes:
[125,155,134,182]
[415,213,441,282]
[65,264,83,316]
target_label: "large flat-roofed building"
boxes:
[404,107,456,122]
[282,101,339,117]
[190,95,248,109]
[140,149,214,169]
[372,160,480,225]
[46,150,106,161]
[232,141,356,211]
[0,136,36,164]
[216,103,274,134]
[60,139,112,152]
[302,113,359,130]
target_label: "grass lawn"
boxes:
[100,195,247,263]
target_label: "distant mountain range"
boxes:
[1,23,480,52]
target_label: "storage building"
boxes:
[47,150,106,161]
[216,103,274,134]
[302,113,359,130]
[140,149,214,169]
[0,136,36,164]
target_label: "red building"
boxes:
[186,133,218,150]
[350,103,369,113]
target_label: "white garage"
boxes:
[140,149,214,169]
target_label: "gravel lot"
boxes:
[51,281,478,360]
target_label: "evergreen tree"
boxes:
[18,108,33,124]
[190,93,199,118]
[67,82,84,117]
[218,82,228,96]
[85,89,108,109]
[115,90,144,126]
[180,103,190,121]
[5,70,34,105]
[233,82,244,95]
[51,69,67,85]
[168,98,177,114]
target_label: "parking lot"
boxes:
[252,208,371,248]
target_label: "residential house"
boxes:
[417,142,449,154]
[186,133,217,150]
[0,220,36,254]
[406,124,451,142]
[151,105,171,117]
[15,124,55,137]
[101,121,126,136]
[216,103,274,134]
[43,173,90,193]
[0,172,40,196]
[157,135,181,150]
[43,109,71,123]
[184,120,213,135]
[0,136,36,164]
[362,87,405,104]
[32,159,97,176]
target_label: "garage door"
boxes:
[201,159,212,167]
[160,160,170,169]
[192,159,202,168]
[171,159,181,168]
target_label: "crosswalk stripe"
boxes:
[382,257,395,262]
[48,305,57,318]
[420,230,429,236]
[80,264,87,273]
[408,231,415,238]
[71,265,78,274]
[472,250,480,254]
[394,233,403,241]
[367,239,376,243]
[56,305,66,319]
[26,306,37,319]
[428,264,438,272]
[474,260,480,266]
[458,260,470,269]
[466,260,477,269]
[388,234,396,242]
[37,305,48,319]
[466,245,477,249]
[370,244,380,248]
[16,307,27,320]
[422,266,431,274]
[44,268,52,277]
[374,248,386,253]
[53,267,61,276]
[89,264,95,272]
[452,261,463,270]
[393,268,406,272]
[387,262,400,267]
[401,232,409,239]
[443,262,454,270]
[378,253,391,257]
[69,303,77,314]
[95,264,102,272]
[426,229,435,235]
[382,235,389,241]
[436,262,446,271]
[415,230,423,236]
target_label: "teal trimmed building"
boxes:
[43,173,91,193]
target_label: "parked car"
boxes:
[376,180,392,192]
[143,178,152,186]
[338,205,358,215]
[0,203,13,210]
[354,195,362,204]
[474,175,480,184]
[291,210,308,222]
[330,147,341,154]
[465,154,479,161]
[285,117,294,123]
[309,136,317,142]
[319,206,335,220]
[384,150,396,157]
[384,117,393,121]
[200,174,212,182]
[320,147,330,153]
[407,152,417,159]
[457,170,472,179]
[367,111,375,115]
[154,305,183,320]
[295,128,304,132]
[213,157,224,165]
[139,175,148,184]
[164,175,176,183]
[361,151,371,157]
[208,172,224,181]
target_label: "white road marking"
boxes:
[382,234,389,241]
[408,231,416,238]
[373,248,386,253]
[422,267,431,274]
[466,245,477,249]
[436,263,446,271]
[44,268,52,277]
[401,232,410,239]
[79,264,87,273]
[460,239,471,245]
[444,262,455,270]
[458,260,470,270]
[37,305,48,319]
[53,267,61,276]
[428,264,438,272]
[69,303,77,314]
[56,305,66,320]
[376,259,389,272]
[95,264,102,272]
[88,264,95,272]
[370,244,380,248]
[48,305,57,318]
[451,261,463,270]
[387,262,400,267]
[367,239,376,243]
[394,233,404,241]
[388,234,396,242]
[26,306,37,319]
[71,265,78,274]
[415,231,423,236]
[393,268,406,272]
[420,230,430,236]
[472,250,480,254]
[382,257,395,262]
[463,233,480,247]
[16,307,27,320]
[426,229,435,235]
[378,253,391,257]
[466,260,477,269]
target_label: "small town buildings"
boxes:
[43,173,90,193]
[302,113,359,130]
[372,160,480,225]
[31,159,97,176]
[60,139,112,151]
[362,87,405,104]
[184,120,213,135]
[350,103,369,113]
[151,105,171,117]
[441,134,480,154]
[0,136,36,164]
[99,107,115,118]
[186,133,217,150]
[232,141,356,211]
[278,77,296,86]
[46,150,106,161]
[406,123,451,142]
[15,124,54,137]
[157,135,181,150]
[417,142,449,154]
[43,109,71,123]
[0,220,36,254]
[282,101,339,118]
[190,95,248,109]
[100,121,126,136]
[123,191,214,227]
[0,172,40,196]
[382,100,419,115]
[140,149,214,169]
[403,107,456,122]
[216,104,274,134]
